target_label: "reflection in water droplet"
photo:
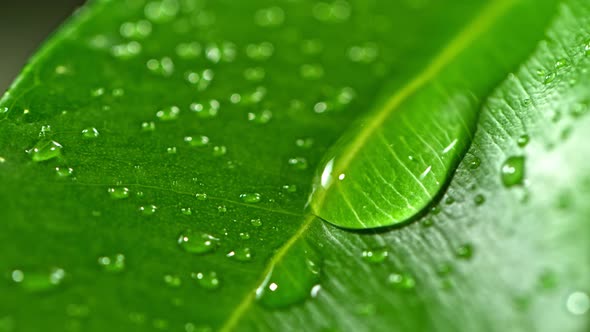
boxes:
[178,230,219,254]
[141,121,156,132]
[108,187,130,199]
[282,184,298,193]
[247,110,273,124]
[240,192,261,203]
[98,254,126,272]
[501,156,525,187]
[28,140,63,162]
[239,232,250,240]
[213,146,227,157]
[190,100,219,118]
[517,134,530,147]
[81,127,100,139]
[195,193,208,201]
[191,271,220,290]
[250,218,262,227]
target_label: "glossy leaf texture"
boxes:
[309,0,559,229]
[0,0,589,332]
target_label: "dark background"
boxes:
[0,0,85,92]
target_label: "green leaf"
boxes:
[0,1,589,332]
[309,0,557,229]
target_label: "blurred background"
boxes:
[0,0,85,93]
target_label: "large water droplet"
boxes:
[255,240,321,308]
[177,230,219,254]
[28,140,63,162]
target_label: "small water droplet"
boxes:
[191,271,220,290]
[176,42,202,59]
[81,127,100,139]
[313,1,351,23]
[543,72,556,84]
[141,121,156,132]
[139,204,157,215]
[144,0,179,23]
[184,135,209,147]
[517,134,530,147]
[246,42,274,61]
[28,140,63,162]
[473,194,485,206]
[347,43,378,63]
[282,184,297,193]
[163,274,182,288]
[178,230,219,254]
[11,268,67,292]
[554,58,568,69]
[190,100,219,118]
[247,110,273,124]
[212,145,227,157]
[295,138,314,149]
[301,39,323,55]
[156,106,180,121]
[300,64,324,80]
[240,192,261,203]
[361,247,388,264]
[55,166,74,177]
[501,156,525,187]
[254,6,285,27]
[217,205,227,213]
[120,20,152,39]
[387,273,416,290]
[195,193,208,201]
[244,67,266,82]
[227,248,252,262]
[98,254,126,272]
[239,232,250,240]
[108,187,130,199]
[455,243,474,260]
[111,41,142,59]
[288,157,308,170]
[250,218,262,227]
[146,57,174,76]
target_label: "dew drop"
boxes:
[347,43,379,63]
[455,243,474,260]
[295,138,314,149]
[517,134,530,147]
[250,218,263,227]
[361,247,388,264]
[108,187,130,199]
[217,205,227,213]
[191,271,220,290]
[247,110,273,124]
[254,6,285,27]
[146,57,174,76]
[543,72,556,84]
[167,147,177,154]
[55,166,74,178]
[177,230,219,254]
[554,58,568,69]
[190,100,219,118]
[312,1,351,23]
[282,184,297,193]
[226,248,252,262]
[156,106,180,121]
[301,39,323,55]
[184,135,209,147]
[212,145,227,157]
[195,193,208,201]
[176,42,202,59]
[120,20,152,39]
[111,41,142,59]
[98,254,126,272]
[163,274,182,288]
[387,273,416,290]
[288,157,308,170]
[81,127,100,139]
[139,204,157,215]
[144,0,179,23]
[11,268,67,292]
[300,64,324,80]
[239,232,250,240]
[473,194,485,206]
[141,121,156,132]
[28,140,63,162]
[501,156,525,187]
[245,42,274,61]
[244,67,266,82]
[240,192,261,203]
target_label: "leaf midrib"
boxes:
[219,0,522,330]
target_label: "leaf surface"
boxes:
[0,0,588,332]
